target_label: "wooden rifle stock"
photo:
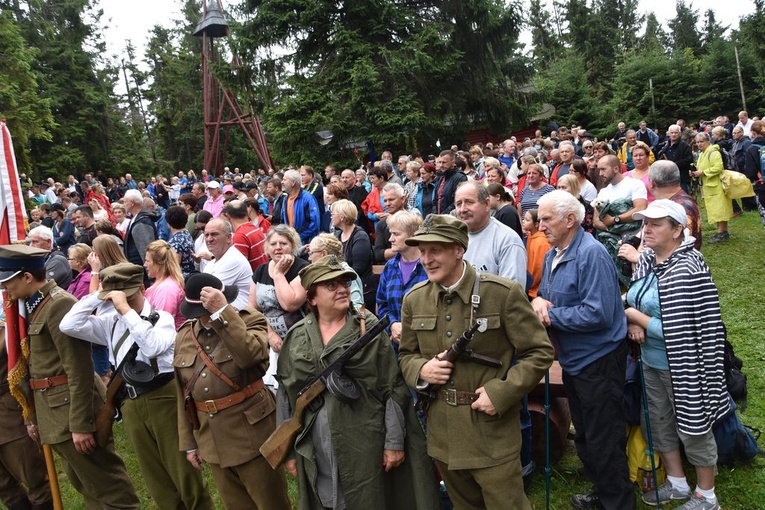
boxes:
[260,381,326,469]
[259,315,390,469]
[95,343,140,448]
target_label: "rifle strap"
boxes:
[191,324,240,391]
[359,304,366,336]
[469,272,481,329]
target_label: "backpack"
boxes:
[713,396,763,467]
[717,147,736,170]
[723,338,747,407]
[750,143,765,181]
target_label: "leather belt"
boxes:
[195,379,265,414]
[124,373,175,400]
[29,374,69,391]
[438,389,479,406]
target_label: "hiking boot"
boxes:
[570,491,604,509]
[708,232,730,243]
[676,492,721,510]
[642,481,691,506]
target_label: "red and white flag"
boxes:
[0,120,28,372]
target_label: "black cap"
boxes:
[181,273,238,318]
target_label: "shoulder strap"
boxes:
[191,325,240,391]
[470,272,481,327]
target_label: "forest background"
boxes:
[3,0,765,180]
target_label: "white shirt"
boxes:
[59,292,177,374]
[194,235,210,273]
[465,217,528,288]
[736,119,754,137]
[203,245,253,310]
[597,176,647,203]
[580,179,597,202]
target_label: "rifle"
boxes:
[260,315,390,469]
[95,342,140,448]
[417,321,484,412]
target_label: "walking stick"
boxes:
[544,368,551,510]
[42,444,63,510]
[636,347,662,510]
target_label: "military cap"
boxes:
[97,263,145,299]
[181,273,238,318]
[0,245,49,283]
[405,214,469,250]
[298,255,357,291]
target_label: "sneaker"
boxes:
[708,232,730,243]
[642,481,691,506]
[676,492,721,510]
[570,491,604,509]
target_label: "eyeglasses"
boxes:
[322,279,351,292]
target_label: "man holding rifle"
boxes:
[0,245,138,509]
[398,215,554,510]
[60,262,212,509]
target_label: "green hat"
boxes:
[298,255,357,291]
[405,214,469,250]
[0,244,49,283]
[98,263,144,300]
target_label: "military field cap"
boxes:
[181,272,238,318]
[405,214,469,250]
[97,263,145,300]
[0,245,49,283]
[298,255,357,291]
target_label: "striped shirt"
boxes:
[233,222,268,271]
[633,241,729,435]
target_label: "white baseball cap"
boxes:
[633,199,687,226]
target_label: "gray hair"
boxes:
[124,189,143,206]
[668,124,681,133]
[265,224,302,254]
[537,190,585,224]
[28,225,54,243]
[457,180,489,202]
[382,182,405,197]
[379,160,394,173]
[649,160,681,187]
[695,132,711,143]
[283,169,301,185]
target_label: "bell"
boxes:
[192,0,229,38]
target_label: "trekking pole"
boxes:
[545,368,551,510]
[637,347,662,510]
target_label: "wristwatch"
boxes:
[613,215,621,224]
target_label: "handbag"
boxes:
[720,170,755,199]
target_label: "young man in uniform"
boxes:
[398,215,553,509]
[0,245,139,509]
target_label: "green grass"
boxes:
[56,206,764,509]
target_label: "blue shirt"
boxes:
[626,273,668,370]
[376,253,428,352]
[538,227,627,375]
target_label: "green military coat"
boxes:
[174,305,275,468]
[399,264,554,470]
[28,281,104,445]
[278,310,440,510]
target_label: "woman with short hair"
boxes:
[331,199,376,310]
[625,200,728,509]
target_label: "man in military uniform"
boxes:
[0,245,139,509]
[60,263,213,509]
[398,215,554,510]
[174,273,290,510]
[0,335,52,510]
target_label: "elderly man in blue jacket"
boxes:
[280,169,320,244]
[531,190,635,510]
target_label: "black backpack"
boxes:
[722,326,747,409]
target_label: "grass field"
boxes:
[57,207,765,509]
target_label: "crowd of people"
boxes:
[0,112,756,510]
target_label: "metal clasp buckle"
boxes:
[125,385,138,399]
[204,400,218,414]
[444,388,457,406]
